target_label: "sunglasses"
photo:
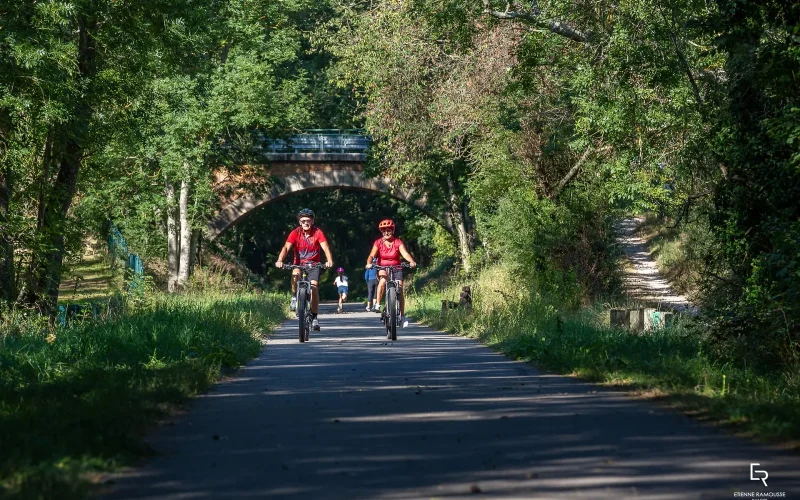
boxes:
[299,219,313,225]
[381,229,394,233]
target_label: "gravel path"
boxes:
[616,217,696,313]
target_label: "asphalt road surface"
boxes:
[100,303,800,499]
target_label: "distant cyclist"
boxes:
[275,208,333,331]
[364,258,379,312]
[365,219,417,328]
[334,267,348,313]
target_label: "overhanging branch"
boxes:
[550,145,611,199]
[482,0,589,43]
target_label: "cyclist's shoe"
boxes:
[402,316,409,328]
[312,318,320,331]
[337,306,342,314]
[365,305,371,312]
[372,305,382,313]
[290,296,297,311]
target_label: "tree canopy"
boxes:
[2,0,799,366]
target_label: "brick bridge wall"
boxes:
[207,161,443,240]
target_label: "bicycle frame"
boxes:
[374,263,410,341]
[282,262,322,343]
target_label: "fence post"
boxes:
[610,309,630,328]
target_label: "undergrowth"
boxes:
[408,264,800,447]
[0,291,286,499]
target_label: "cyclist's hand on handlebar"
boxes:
[366,263,373,269]
[409,261,417,269]
[275,261,284,269]
[324,261,333,269]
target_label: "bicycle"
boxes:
[374,262,414,341]
[282,262,324,343]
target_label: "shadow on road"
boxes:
[100,303,799,499]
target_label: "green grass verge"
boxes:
[408,280,800,449]
[59,253,123,304]
[0,291,286,499]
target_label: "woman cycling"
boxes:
[365,219,417,328]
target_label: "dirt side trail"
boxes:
[616,216,696,313]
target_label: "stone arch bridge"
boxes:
[206,131,445,240]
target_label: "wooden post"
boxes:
[630,309,645,331]
[610,309,630,328]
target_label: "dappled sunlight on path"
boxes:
[616,217,697,314]
[99,304,798,499]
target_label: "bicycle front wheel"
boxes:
[297,291,307,343]
[387,286,398,341]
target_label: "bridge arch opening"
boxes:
[213,188,450,300]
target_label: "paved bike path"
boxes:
[100,304,800,499]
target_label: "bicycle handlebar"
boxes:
[373,262,416,270]
[281,262,327,270]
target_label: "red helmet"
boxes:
[378,219,395,230]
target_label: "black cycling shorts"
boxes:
[378,268,405,281]
[294,266,321,282]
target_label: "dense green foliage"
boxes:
[0,292,285,498]
[0,0,799,494]
[699,0,800,367]
[0,0,350,310]
[1,0,799,482]
[323,0,800,367]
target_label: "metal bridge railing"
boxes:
[255,130,371,155]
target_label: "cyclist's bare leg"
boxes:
[310,280,319,314]
[397,280,404,316]
[291,269,300,295]
[376,274,387,307]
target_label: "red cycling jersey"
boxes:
[374,237,403,266]
[286,227,327,264]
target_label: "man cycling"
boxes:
[275,208,333,331]
[365,219,417,328]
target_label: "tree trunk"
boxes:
[18,18,95,318]
[445,175,474,274]
[446,207,473,274]
[36,134,53,232]
[177,175,192,288]
[18,137,83,315]
[165,178,180,293]
[0,163,14,305]
[188,229,200,274]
